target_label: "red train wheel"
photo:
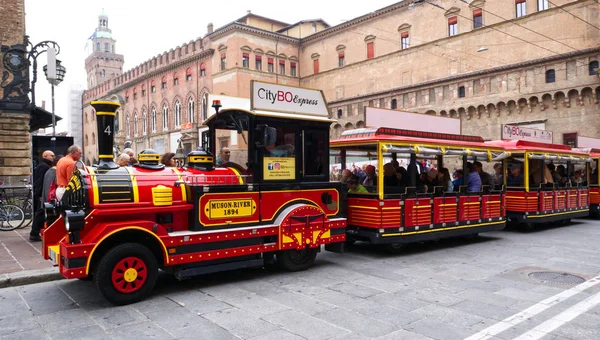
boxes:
[111,256,147,294]
[95,243,158,305]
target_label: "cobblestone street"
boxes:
[2,219,600,340]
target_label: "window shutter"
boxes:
[448,16,457,24]
[401,32,409,38]
[313,59,319,74]
[473,9,482,16]
[242,53,249,58]
[367,42,374,59]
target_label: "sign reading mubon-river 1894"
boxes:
[205,198,257,219]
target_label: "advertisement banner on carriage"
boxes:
[501,124,553,143]
[364,107,461,134]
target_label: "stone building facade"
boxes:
[82,0,600,164]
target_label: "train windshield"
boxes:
[210,110,250,170]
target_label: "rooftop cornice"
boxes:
[327,46,600,105]
[207,23,300,43]
[301,1,408,43]
[84,48,214,101]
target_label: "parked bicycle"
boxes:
[0,195,25,231]
[0,179,33,228]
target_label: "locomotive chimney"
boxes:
[91,100,120,170]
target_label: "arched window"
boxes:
[202,95,207,121]
[589,60,599,76]
[174,100,181,127]
[142,111,147,134]
[163,104,169,131]
[391,99,398,109]
[126,115,131,138]
[96,42,100,51]
[92,132,96,144]
[337,109,342,118]
[188,97,195,123]
[85,135,89,146]
[151,107,157,132]
[545,69,555,83]
[134,113,138,136]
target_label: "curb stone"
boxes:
[0,267,64,288]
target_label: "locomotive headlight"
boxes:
[64,210,86,244]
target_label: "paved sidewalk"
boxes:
[0,225,54,277]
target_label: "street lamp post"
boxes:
[26,38,61,107]
[43,60,66,136]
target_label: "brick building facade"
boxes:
[0,0,31,185]
[82,0,600,164]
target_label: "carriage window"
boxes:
[303,130,327,177]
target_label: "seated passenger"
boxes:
[452,169,464,187]
[474,161,493,187]
[348,175,368,194]
[383,163,398,186]
[591,168,598,185]
[116,153,130,167]
[340,169,352,184]
[507,164,524,186]
[363,165,377,187]
[437,167,454,193]
[467,162,482,192]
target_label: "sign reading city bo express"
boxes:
[251,81,328,117]
[501,124,553,143]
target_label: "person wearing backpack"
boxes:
[30,155,62,241]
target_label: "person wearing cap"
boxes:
[363,164,377,187]
[348,175,368,194]
[507,163,524,187]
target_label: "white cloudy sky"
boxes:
[24,0,397,133]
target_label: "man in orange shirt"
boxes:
[56,145,82,200]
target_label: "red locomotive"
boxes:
[42,82,346,305]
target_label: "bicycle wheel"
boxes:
[0,204,25,231]
[19,199,32,228]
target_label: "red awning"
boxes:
[161,76,167,82]
[448,16,457,24]
[338,51,345,58]
[133,87,137,93]
[279,60,285,65]
[186,67,192,76]
[255,55,262,61]
[141,84,146,90]
[200,63,206,70]
[268,58,274,63]
[242,53,249,58]
[290,62,296,67]
[401,32,409,38]
[173,72,178,79]
[151,80,156,86]
[221,53,226,59]
[473,8,482,16]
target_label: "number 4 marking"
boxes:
[104,126,111,135]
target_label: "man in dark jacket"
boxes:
[30,150,54,241]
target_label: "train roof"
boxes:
[330,127,504,150]
[485,140,589,156]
